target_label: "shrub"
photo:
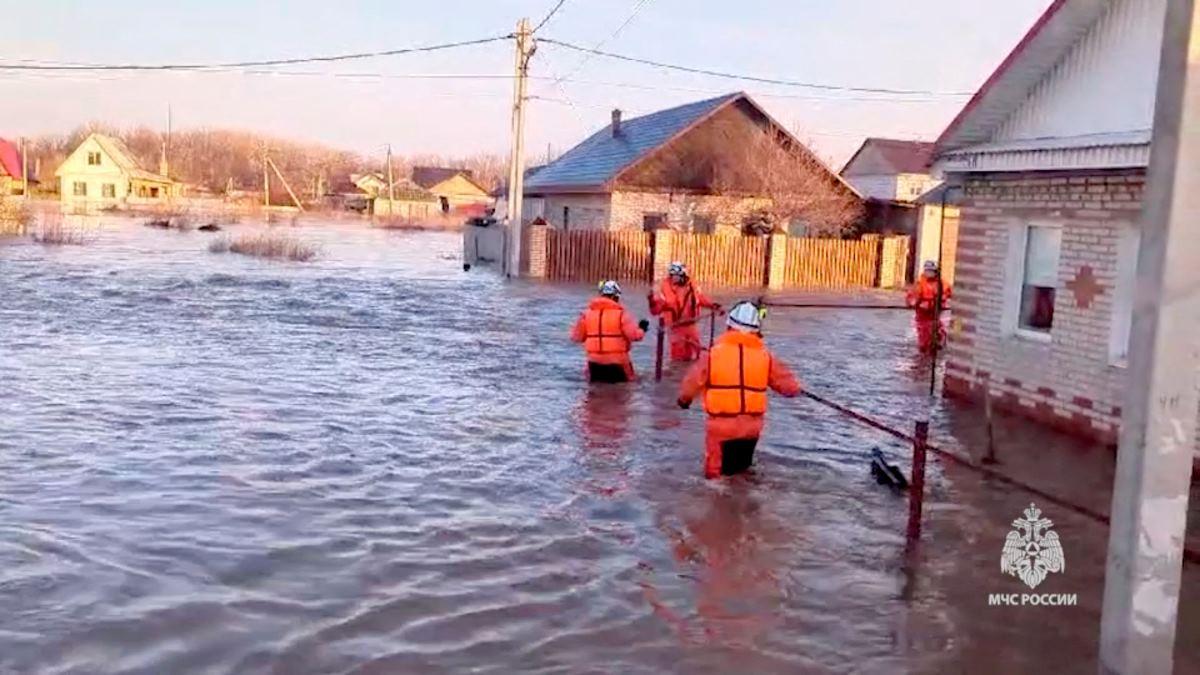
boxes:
[31,218,90,246]
[209,231,318,262]
[0,200,32,235]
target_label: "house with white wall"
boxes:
[930,0,1183,446]
[55,133,177,212]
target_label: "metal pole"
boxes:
[1100,1,1200,671]
[654,317,665,381]
[386,143,395,207]
[20,137,28,200]
[906,420,928,544]
[708,312,716,348]
[505,18,532,278]
[263,153,270,209]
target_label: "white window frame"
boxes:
[1002,220,1061,343]
[1108,225,1140,366]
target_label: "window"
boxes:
[691,215,716,235]
[1016,224,1062,335]
[150,187,160,198]
[642,213,667,231]
[87,151,101,166]
[1109,226,1141,364]
[439,196,450,214]
[101,183,116,198]
[72,182,87,197]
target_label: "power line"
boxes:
[552,0,652,85]
[539,37,974,97]
[0,35,510,72]
[532,0,570,33]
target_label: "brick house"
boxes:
[931,0,1186,447]
[522,92,858,234]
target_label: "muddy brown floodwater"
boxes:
[1,217,1198,674]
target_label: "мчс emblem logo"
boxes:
[1001,503,1065,589]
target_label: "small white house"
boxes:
[55,133,177,211]
[930,0,1188,447]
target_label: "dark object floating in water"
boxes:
[198,223,221,232]
[869,447,908,490]
[144,219,170,229]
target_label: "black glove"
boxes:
[677,398,691,410]
[638,319,650,332]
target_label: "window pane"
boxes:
[1018,225,1061,332]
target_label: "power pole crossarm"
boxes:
[1099,1,1200,672]
[505,18,533,278]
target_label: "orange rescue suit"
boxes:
[905,277,952,353]
[679,331,802,478]
[650,278,717,362]
[571,296,646,380]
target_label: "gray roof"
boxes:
[525,93,740,193]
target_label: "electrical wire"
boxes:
[552,0,653,85]
[532,0,569,33]
[539,37,974,97]
[0,35,511,71]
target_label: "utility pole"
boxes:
[1100,1,1200,672]
[263,153,270,209]
[504,18,534,277]
[20,137,28,200]
[386,143,396,213]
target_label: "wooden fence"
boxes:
[529,225,908,290]
[663,232,768,288]
[544,229,652,283]
[782,238,881,289]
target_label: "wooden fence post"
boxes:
[652,229,674,283]
[767,233,788,290]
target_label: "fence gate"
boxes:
[782,238,880,289]
[544,229,653,283]
[664,233,768,288]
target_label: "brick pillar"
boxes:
[767,233,788,290]
[652,229,675,282]
[527,224,548,278]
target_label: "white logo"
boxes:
[1001,503,1065,589]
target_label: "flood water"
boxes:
[1,217,1198,674]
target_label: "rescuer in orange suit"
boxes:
[677,301,802,479]
[649,262,721,362]
[906,260,952,354]
[571,280,650,383]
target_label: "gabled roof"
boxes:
[56,133,172,183]
[934,0,1113,154]
[411,166,486,192]
[525,93,741,193]
[841,138,935,176]
[0,137,21,178]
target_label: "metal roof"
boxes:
[0,137,20,178]
[524,93,741,193]
[841,138,935,176]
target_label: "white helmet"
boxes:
[668,261,687,278]
[598,279,622,298]
[923,260,939,274]
[727,301,764,332]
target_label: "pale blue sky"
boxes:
[2,0,1052,164]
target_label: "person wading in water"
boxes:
[649,262,721,362]
[571,280,650,383]
[676,301,802,478]
[905,260,952,354]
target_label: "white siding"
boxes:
[994,0,1164,143]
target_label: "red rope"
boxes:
[800,390,1200,566]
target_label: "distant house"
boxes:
[55,133,178,211]
[522,92,859,234]
[0,137,29,196]
[930,0,1175,445]
[352,173,388,198]
[841,138,940,236]
[411,167,491,214]
[373,178,438,220]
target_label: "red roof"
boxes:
[841,138,935,175]
[0,138,21,179]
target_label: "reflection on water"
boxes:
[0,217,1197,674]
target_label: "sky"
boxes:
[1,0,1054,167]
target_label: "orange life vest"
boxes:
[704,332,770,416]
[583,305,629,356]
[661,279,700,322]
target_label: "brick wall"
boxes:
[610,191,769,233]
[943,170,1145,445]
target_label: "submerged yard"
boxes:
[0,216,1197,673]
